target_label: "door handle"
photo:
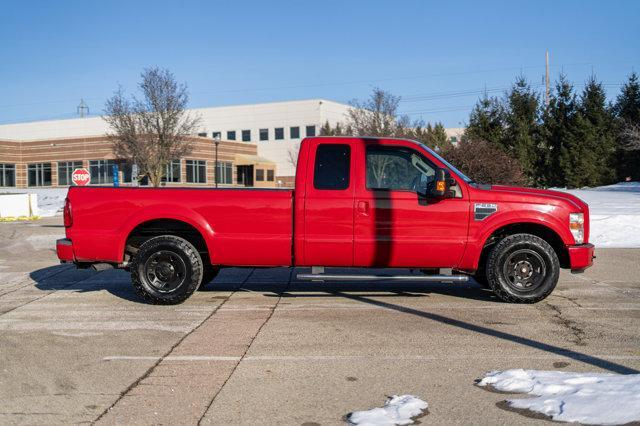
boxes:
[357,200,369,215]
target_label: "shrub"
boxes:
[441,139,527,186]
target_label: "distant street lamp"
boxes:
[213,134,221,188]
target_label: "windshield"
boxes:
[419,143,473,183]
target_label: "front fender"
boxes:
[117,205,215,262]
[459,206,572,270]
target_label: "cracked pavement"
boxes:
[0,217,639,425]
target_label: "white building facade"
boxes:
[0,99,351,180]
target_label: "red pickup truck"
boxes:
[57,137,594,304]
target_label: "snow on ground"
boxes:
[555,181,640,248]
[0,188,68,217]
[346,395,428,425]
[477,369,640,425]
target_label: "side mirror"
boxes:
[430,168,451,198]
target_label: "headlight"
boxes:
[569,213,584,244]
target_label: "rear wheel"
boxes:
[486,233,559,303]
[131,235,202,304]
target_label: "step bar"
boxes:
[296,273,469,283]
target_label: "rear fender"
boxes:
[117,205,215,262]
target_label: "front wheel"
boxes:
[131,235,203,304]
[486,233,559,303]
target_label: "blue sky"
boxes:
[1,0,638,127]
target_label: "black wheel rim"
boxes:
[144,250,187,293]
[502,249,546,292]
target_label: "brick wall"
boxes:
[0,136,271,188]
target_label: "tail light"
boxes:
[63,198,73,227]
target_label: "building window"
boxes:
[450,136,458,143]
[215,161,233,184]
[306,125,316,137]
[227,131,236,140]
[256,169,265,181]
[89,160,116,185]
[313,144,350,190]
[27,163,52,187]
[212,131,221,139]
[267,169,275,181]
[242,130,251,142]
[186,160,206,183]
[198,132,208,137]
[259,128,269,141]
[290,126,300,139]
[58,161,83,186]
[162,160,181,183]
[0,163,16,187]
[275,127,284,140]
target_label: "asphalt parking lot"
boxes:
[1,217,639,425]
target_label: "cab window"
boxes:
[366,145,435,191]
[313,144,350,190]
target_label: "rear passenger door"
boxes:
[302,143,355,266]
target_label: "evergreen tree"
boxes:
[571,77,617,186]
[502,77,540,182]
[612,72,640,180]
[414,122,451,150]
[464,93,505,145]
[540,76,579,187]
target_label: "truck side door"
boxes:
[353,142,470,268]
[301,142,356,266]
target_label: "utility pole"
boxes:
[77,99,89,118]
[545,51,550,108]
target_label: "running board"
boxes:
[296,273,469,283]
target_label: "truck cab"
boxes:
[57,136,595,304]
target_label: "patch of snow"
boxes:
[0,188,68,217]
[347,395,428,425]
[478,369,640,425]
[554,181,640,248]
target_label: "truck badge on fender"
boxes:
[474,203,498,221]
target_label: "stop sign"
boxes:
[71,168,91,186]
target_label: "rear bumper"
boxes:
[56,238,74,263]
[568,243,595,272]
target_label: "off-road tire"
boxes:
[473,265,490,289]
[131,235,202,304]
[486,233,559,303]
[198,265,220,290]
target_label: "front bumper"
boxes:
[56,238,74,263]
[568,243,595,272]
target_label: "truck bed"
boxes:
[65,187,294,266]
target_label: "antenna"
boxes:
[77,99,89,118]
[545,51,550,107]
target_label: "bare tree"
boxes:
[620,120,640,150]
[287,144,300,169]
[324,88,438,183]
[346,88,414,137]
[103,67,201,187]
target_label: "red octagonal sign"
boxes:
[71,168,91,186]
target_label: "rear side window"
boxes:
[313,144,350,190]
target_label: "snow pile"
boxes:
[0,188,68,217]
[347,395,428,425]
[557,182,640,248]
[478,369,640,425]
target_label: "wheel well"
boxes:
[125,219,210,262]
[477,223,570,270]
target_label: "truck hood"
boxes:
[488,185,588,213]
